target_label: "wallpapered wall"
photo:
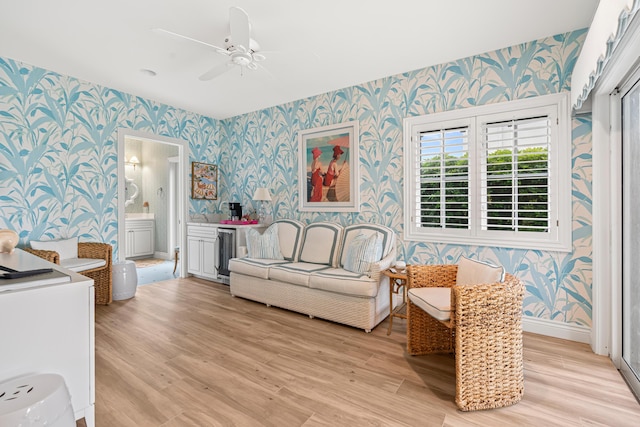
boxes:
[0,57,219,251]
[219,30,593,327]
[0,29,592,328]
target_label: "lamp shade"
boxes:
[252,187,271,201]
[128,155,140,165]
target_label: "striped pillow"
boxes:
[343,232,382,274]
[246,224,284,260]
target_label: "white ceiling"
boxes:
[0,0,598,120]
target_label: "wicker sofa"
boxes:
[229,219,397,332]
[26,238,113,305]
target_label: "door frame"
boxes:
[117,129,189,278]
[591,12,640,360]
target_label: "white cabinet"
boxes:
[125,219,155,258]
[0,250,95,426]
[187,224,218,280]
[187,222,266,284]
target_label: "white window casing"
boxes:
[403,92,572,252]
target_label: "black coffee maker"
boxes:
[229,202,242,221]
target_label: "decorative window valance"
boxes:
[571,0,640,110]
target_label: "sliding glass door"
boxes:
[621,74,640,398]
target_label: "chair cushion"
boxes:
[30,237,78,260]
[343,233,382,274]
[246,223,284,260]
[60,257,106,272]
[309,268,379,297]
[273,219,305,261]
[298,222,343,267]
[228,257,288,280]
[408,287,452,322]
[456,256,505,285]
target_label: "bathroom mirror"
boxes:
[124,176,139,207]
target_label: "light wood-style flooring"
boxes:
[94,277,640,426]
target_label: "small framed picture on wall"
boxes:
[191,162,218,200]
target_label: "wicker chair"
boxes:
[25,242,113,305]
[406,263,524,411]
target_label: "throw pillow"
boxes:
[30,237,78,260]
[456,255,505,285]
[343,232,383,274]
[246,224,284,260]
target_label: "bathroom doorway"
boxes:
[117,129,188,278]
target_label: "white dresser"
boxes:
[0,249,95,426]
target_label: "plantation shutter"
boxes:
[416,126,470,229]
[479,116,551,233]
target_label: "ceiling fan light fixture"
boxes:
[231,52,253,66]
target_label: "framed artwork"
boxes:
[298,121,360,212]
[191,162,218,200]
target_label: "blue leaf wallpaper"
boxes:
[0,29,592,329]
[0,58,219,252]
[219,30,593,327]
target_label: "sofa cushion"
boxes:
[408,287,452,322]
[246,223,284,260]
[309,268,380,298]
[343,233,383,274]
[269,262,330,287]
[339,224,394,267]
[228,257,288,280]
[298,222,343,267]
[61,257,106,273]
[31,237,78,260]
[456,256,505,285]
[273,219,305,261]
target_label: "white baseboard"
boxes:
[523,316,591,344]
[154,251,170,260]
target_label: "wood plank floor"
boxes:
[94,277,640,426]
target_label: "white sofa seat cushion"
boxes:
[60,257,106,273]
[273,219,305,261]
[298,222,343,267]
[228,258,288,280]
[456,256,505,285]
[269,262,330,287]
[309,268,379,298]
[408,287,452,322]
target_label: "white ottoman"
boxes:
[0,373,75,427]
[112,260,138,300]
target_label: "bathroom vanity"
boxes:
[125,213,155,258]
[187,222,265,284]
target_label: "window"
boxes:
[403,93,571,251]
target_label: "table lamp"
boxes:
[252,187,272,224]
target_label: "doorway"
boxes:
[117,129,188,278]
[621,71,640,398]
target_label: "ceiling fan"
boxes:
[154,6,266,81]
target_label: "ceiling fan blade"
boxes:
[229,6,250,52]
[153,28,229,56]
[199,62,233,81]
